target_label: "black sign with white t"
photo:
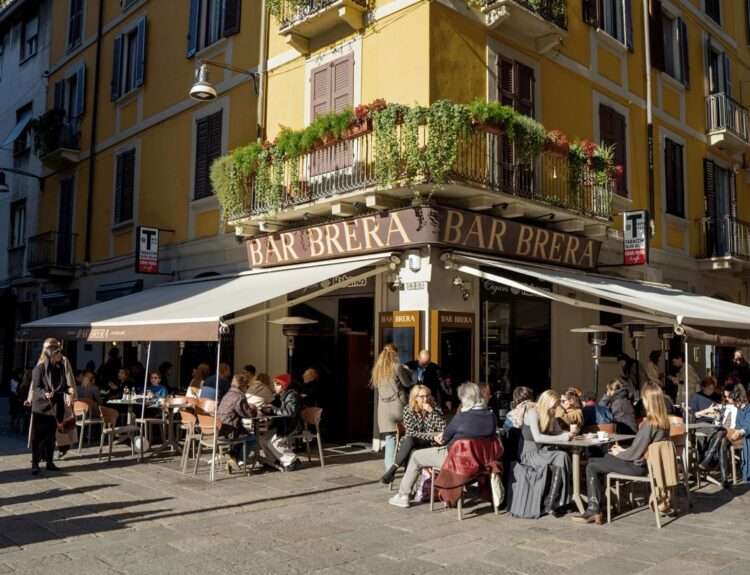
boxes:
[623,210,649,265]
[136,226,159,274]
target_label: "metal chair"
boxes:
[73,398,102,453]
[98,406,139,462]
[287,407,325,467]
[192,413,248,477]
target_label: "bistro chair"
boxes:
[196,398,216,415]
[179,410,201,473]
[73,398,102,453]
[98,406,139,462]
[287,407,325,468]
[192,413,248,477]
[135,404,167,448]
[730,442,744,485]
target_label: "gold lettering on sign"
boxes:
[325,224,344,254]
[362,216,385,250]
[488,219,506,251]
[344,221,362,252]
[516,225,534,257]
[463,216,485,248]
[266,236,283,264]
[443,210,464,244]
[248,240,263,267]
[280,233,298,261]
[579,241,595,269]
[532,228,550,261]
[565,236,580,266]
[549,232,564,263]
[308,227,325,257]
[386,213,412,246]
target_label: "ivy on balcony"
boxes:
[210,99,620,221]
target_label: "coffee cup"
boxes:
[569,424,579,435]
[596,431,608,441]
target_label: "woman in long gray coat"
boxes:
[371,343,414,471]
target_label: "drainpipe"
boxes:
[84,0,104,263]
[257,0,268,142]
[643,1,656,227]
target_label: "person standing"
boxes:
[30,344,71,474]
[259,374,302,472]
[371,343,414,471]
[405,350,446,407]
[645,350,663,383]
[730,350,750,387]
[668,353,699,402]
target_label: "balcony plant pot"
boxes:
[344,118,373,140]
[470,117,503,136]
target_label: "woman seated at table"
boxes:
[700,382,747,487]
[76,372,102,405]
[187,363,210,398]
[726,384,750,484]
[503,386,535,429]
[599,379,637,434]
[509,390,573,518]
[259,374,302,472]
[146,371,169,398]
[217,374,258,473]
[572,381,670,525]
[380,385,446,484]
[556,389,583,431]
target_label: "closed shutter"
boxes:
[223,0,242,37]
[723,53,732,97]
[582,0,602,27]
[600,105,627,197]
[331,54,353,170]
[747,0,750,46]
[649,1,665,72]
[624,0,633,51]
[111,34,122,100]
[678,18,689,88]
[704,159,716,255]
[73,62,86,118]
[134,15,147,88]
[516,63,534,117]
[194,110,223,199]
[54,79,66,111]
[310,62,332,176]
[115,150,135,224]
[664,139,684,217]
[187,0,200,58]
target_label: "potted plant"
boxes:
[544,129,569,157]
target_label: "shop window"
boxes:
[583,0,633,50]
[67,0,84,50]
[186,0,242,58]
[10,200,26,248]
[664,139,684,218]
[110,15,147,100]
[20,13,39,61]
[599,104,628,197]
[114,149,136,224]
[194,110,223,200]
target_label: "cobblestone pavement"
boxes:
[1,425,750,575]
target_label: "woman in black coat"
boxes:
[30,344,69,474]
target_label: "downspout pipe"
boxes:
[257,0,268,142]
[84,0,104,263]
[643,1,656,226]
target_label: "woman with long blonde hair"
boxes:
[507,389,573,518]
[187,363,210,398]
[573,381,670,524]
[371,343,415,471]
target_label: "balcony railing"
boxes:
[706,93,750,143]
[32,109,81,164]
[698,216,750,260]
[276,0,366,29]
[249,125,614,219]
[481,0,567,30]
[27,231,77,273]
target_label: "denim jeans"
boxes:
[383,432,397,471]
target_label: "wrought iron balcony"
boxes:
[32,109,81,170]
[696,215,750,271]
[705,93,750,155]
[248,125,614,223]
[26,231,77,278]
[274,0,366,53]
[480,0,567,53]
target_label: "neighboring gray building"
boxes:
[0,0,50,387]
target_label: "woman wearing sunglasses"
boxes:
[380,385,445,484]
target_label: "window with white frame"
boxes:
[10,200,26,248]
[186,0,241,57]
[654,8,689,87]
[114,149,136,224]
[67,0,84,50]
[583,0,633,49]
[110,15,147,100]
[20,12,39,61]
[13,103,32,156]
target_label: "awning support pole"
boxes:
[685,339,690,473]
[210,336,222,482]
[138,341,152,462]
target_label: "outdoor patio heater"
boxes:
[571,325,622,397]
[615,321,650,397]
[658,326,675,398]
[268,316,318,376]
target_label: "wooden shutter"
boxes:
[516,63,534,117]
[73,62,86,118]
[678,18,690,88]
[310,62,332,176]
[54,79,66,111]
[194,110,222,199]
[499,58,514,107]
[624,0,633,51]
[582,0,602,27]
[747,0,750,46]
[649,1,665,72]
[600,105,627,197]
[331,54,353,170]
[115,150,135,223]
[723,53,732,97]
[208,110,223,194]
[223,0,242,37]
[664,139,684,217]
[187,0,200,58]
[704,159,716,221]
[134,15,147,88]
[111,34,122,100]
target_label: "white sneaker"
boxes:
[388,494,410,508]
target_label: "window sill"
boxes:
[595,29,628,54]
[111,220,134,234]
[66,40,82,54]
[18,52,37,65]
[116,88,140,106]
[665,213,688,229]
[194,37,229,62]
[191,195,218,209]
[660,72,686,93]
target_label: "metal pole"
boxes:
[210,337,222,482]
[633,336,641,398]
[138,342,152,462]
[593,348,600,398]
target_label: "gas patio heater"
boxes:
[268,316,318,373]
[571,325,622,398]
[615,320,651,397]
[658,325,676,399]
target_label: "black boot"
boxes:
[380,464,398,484]
[718,449,731,489]
[698,431,724,471]
[571,472,602,524]
[543,467,565,515]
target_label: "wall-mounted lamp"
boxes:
[189,59,259,101]
[388,273,401,292]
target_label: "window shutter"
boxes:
[223,0,242,37]
[134,15,147,88]
[600,105,627,197]
[54,79,66,110]
[649,1,665,71]
[665,139,684,217]
[674,142,684,218]
[310,63,332,176]
[194,116,210,199]
[747,0,750,45]
[582,0,601,27]
[516,63,534,117]
[111,34,122,101]
[208,110,223,194]
[74,62,86,118]
[499,59,514,107]
[723,53,732,97]
[624,0,633,52]
[331,54,354,170]
[187,0,200,58]
[67,0,83,48]
[704,158,716,255]
[122,150,135,222]
[114,153,124,223]
[678,18,690,88]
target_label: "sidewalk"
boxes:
[1,428,749,575]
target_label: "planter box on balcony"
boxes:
[343,119,372,140]
[481,0,567,54]
[281,0,366,54]
[471,119,503,136]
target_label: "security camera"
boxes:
[462,289,471,301]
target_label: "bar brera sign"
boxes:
[247,207,601,270]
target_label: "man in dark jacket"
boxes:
[730,350,750,387]
[259,374,302,472]
[406,350,451,408]
[389,382,496,508]
[599,379,637,434]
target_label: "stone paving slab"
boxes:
[3,431,750,575]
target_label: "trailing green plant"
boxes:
[466,99,516,138]
[425,100,470,184]
[373,104,404,188]
[403,105,428,181]
[210,155,247,222]
[511,114,547,162]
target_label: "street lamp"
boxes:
[571,325,622,397]
[189,59,258,102]
[0,168,45,193]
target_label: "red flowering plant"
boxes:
[609,165,624,180]
[353,98,387,126]
[544,129,570,156]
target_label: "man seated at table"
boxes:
[389,382,496,508]
[244,365,275,408]
[581,391,615,427]
[146,371,169,398]
[199,363,231,402]
[217,374,258,473]
[259,374,302,472]
[690,376,723,423]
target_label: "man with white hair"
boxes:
[389,382,496,508]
